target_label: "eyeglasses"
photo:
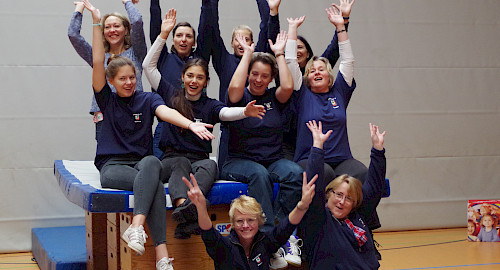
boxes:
[330,190,353,204]
[235,218,258,227]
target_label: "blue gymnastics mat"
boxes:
[32,226,86,270]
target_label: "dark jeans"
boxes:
[100,156,168,246]
[152,123,164,159]
[221,158,303,231]
[160,157,217,204]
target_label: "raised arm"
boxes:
[269,31,293,103]
[321,0,353,67]
[183,174,212,230]
[326,3,354,86]
[68,1,93,66]
[195,0,214,62]
[83,0,106,92]
[149,0,161,44]
[285,16,305,90]
[288,172,317,225]
[123,0,147,65]
[255,0,281,53]
[358,123,387,220]
[227,34,255,104]
[142,9,176,90]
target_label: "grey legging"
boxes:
[100,155,168,246]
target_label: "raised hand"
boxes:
[182,174,207,209]
[287,16,306,31]
[339,0,354,18]
[235,34,255,54]
[306,120,332,149]
[244,100,266,119]
[269,30,288,55]
[160,8,176,39]
[369,123,386,150]
[74,1,84,13]
[188,122,215,140]
[268,0,281,15]
[298,172,317,209]
[83,0,101,23]
[325,4,344,28]
[287,16,305,40]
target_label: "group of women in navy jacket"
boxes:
[69,0,388,268]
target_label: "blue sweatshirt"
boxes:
[156,79,224,159]
[93,83,165,170]
[293,72,357,164]
[301,146,386,269]
[227,87,287,164]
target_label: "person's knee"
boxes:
[202,159,218,178]
[141,155,162,171]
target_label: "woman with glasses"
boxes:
[180,171,317,269]
[300,120,386,269]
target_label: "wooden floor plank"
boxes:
[1,228,499,269]
[0,252,39,269]
[376,228,500,269]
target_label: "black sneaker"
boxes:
[172,200,198,223]
[174,221,201,239]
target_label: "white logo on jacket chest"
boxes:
[252,253,263,266]
[264,102,273,111]
[328,97,339,109]
[133,113,143,123]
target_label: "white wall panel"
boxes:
[0,0,499,252]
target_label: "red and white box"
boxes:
[467,200,500,242]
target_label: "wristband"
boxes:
[343,16,350,20]
[337,29,346,34]
[92,23,102,26]
[274,52,285,58]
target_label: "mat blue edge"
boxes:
[54,160,389,213]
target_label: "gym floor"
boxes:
[1,228,499,270]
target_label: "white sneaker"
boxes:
[269,247,288,270]
[284,235,302,267]
[122,225,148,255]
[156,257,174,270]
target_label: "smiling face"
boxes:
[482,215,494,229]
[248,61,273,96]
[182,65,207,100]
[109,65,136,98]
[103,16,127,48]
[173,26,195,58]
[297,39,310,68]
[327,182,354,219]
[233,210,259,243]
[306,60,332,93]
[231,28,253,57]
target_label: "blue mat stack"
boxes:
[31,226,87,270]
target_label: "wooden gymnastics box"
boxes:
[467,199,500,242]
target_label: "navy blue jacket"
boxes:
[149,0,212,85]
[203,0,280,103]
[202,218,296,270]
[300,147,386,269]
